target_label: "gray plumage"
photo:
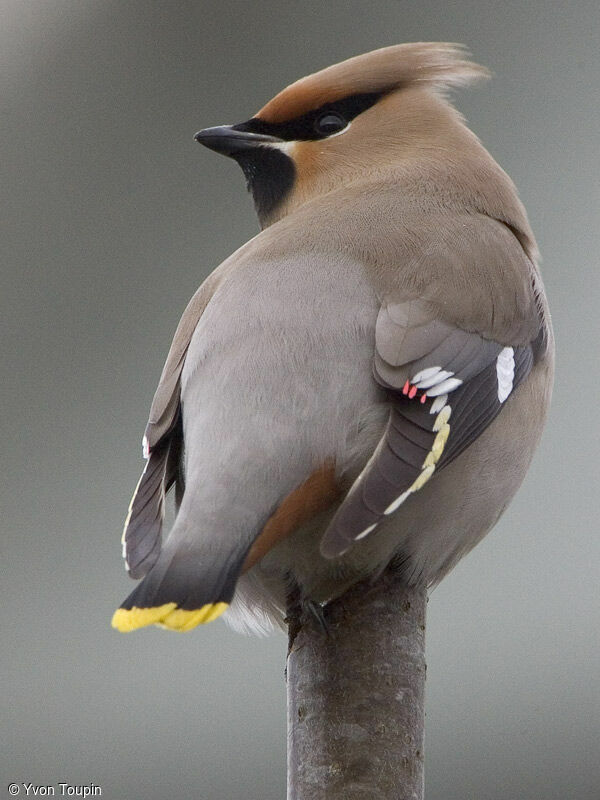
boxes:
[113,43,553,634]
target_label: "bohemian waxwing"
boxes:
[112,43,554,635]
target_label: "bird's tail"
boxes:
[111,540,248,633]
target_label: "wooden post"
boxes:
[286,569,427,800]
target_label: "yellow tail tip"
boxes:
[111,602,228,632]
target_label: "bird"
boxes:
[111,43,554,635]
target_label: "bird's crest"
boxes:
[257,43,490,123]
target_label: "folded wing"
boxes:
[120,270,225,580]
[320,298,535,558]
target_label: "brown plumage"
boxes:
[242,463,340,573]
[257,42,489,122]
[113,43,553,634]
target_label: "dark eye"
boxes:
[314,111,347,136]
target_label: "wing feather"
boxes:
[320,298,537,559]
[120,270,225,579]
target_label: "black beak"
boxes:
[194,126,283,157]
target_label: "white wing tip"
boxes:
[497,347,515,403]
[354,523,378,540]
[384,490,412,515]
[426,377,462,396]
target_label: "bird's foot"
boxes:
[302,598,331,637]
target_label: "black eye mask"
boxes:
[233,91,386,141]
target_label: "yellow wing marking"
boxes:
[385,405,452,515]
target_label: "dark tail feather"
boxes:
[112,542,247,633]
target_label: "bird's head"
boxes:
[195,43,490,228]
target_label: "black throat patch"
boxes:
[234,147,295,225]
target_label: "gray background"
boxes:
[2,1,599,798]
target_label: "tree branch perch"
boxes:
[286,568,427,799]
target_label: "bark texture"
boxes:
[286,570,427,800]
